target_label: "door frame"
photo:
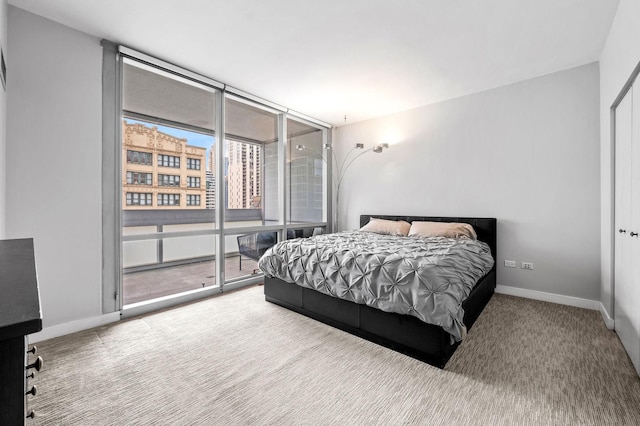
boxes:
[610,59,640,325]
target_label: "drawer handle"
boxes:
[26,410,35,419]
[26,356,43,372]
[631,232,638,237]
[619,229,627,233]
[26,385,37,397]
[27,345,37,355]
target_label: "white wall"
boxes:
[1,4,611,336]
[7,7,104,329]
[336,63,601,303]
[0,0,7,239]
[599,0,640,320]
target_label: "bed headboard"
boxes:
[360,215,497,261]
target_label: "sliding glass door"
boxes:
[223,96,281,282]
[121,57,219,306]
[287,118,327,233]
[116,48,330,312]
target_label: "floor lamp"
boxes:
[296,142,389,232]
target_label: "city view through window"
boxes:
[122,119,269,211]
[121,118,269,305]
[123,119,212,210]
[121,57,327,308]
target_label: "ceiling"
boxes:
[9,0,620,126]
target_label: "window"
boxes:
[126,192,153,206]
[115,52,329,314]
[126,172,152,185]
[224,97,278,217]
[127,150,152,165]
[158,154,180,168]
[187,176,200,188]
[157,193,180,206]
[287,119,326,223]
[158,174,180,187]
[120,55,218,309]
[187,158,201,170]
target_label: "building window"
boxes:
[187,194,201,206]
[158,154,180,168]
[187,158,201,170]
[158,193,180,206]
[187,176,201,188]
[127,150,152,165]
[158,174,180,187]
[126,172,152,185]
[126,192,153,206]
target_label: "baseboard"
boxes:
[495,285,600,311]
[27,287,611,342]
[599,303,615,329]
[28,312,121,343]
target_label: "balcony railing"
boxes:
[122,208,325,305]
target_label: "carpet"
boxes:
[28,286,640,425]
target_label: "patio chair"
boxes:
[237,231,277,270]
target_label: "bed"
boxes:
[261,215,497,368]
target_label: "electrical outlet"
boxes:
[521,262,534,270]
[504,260,516,268]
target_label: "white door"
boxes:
[614,85,640,375]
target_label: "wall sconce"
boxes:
[296,142,389,232]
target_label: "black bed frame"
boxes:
[264,215,497,368]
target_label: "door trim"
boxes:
[610,59,640,323]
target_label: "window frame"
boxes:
[157,193,180,206]
[106,45,332,318]
[187,158,201,170]
[126,192,153,206]
[158,154,180,168]
[126,171,153,185]
[158,174,180,187]
[186,194,201,206]
[126,149,152,165]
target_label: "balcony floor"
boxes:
[122,255,260,305]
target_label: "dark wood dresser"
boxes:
[0,239,43,424]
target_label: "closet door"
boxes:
[614,85,640,375]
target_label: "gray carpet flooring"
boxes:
[29,286,640,425]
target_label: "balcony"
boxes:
[123,256,259,305]
[122,209,324,306]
